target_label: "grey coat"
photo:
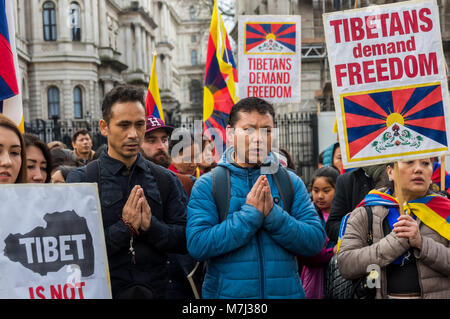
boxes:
[337,205,450,299]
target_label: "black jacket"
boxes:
[66,150,187,298]
[325,168,374,243]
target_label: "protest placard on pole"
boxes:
[323,0,450,169]
[238,15,301,103]
[0,184,111,299]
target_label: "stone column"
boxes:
[136,24,143,71]
[59,0,70,41]
[98,0,108,47]
[30,0,39,41]
[125,24,132,68]
[85,0,93,43]
[142,30,148,72]
[92,0,99,46]
[63,79,71,120]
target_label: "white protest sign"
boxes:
[238,15,301,103]
[323,0,450,168]
[0,184,111,299]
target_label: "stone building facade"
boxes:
[13,0,211,126]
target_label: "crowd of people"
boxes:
[0,84,449,299]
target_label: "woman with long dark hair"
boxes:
[0,114,27,184]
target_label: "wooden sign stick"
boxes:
[441,156,446,191]
[394,162,405,215]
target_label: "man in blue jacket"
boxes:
[186,97,326,299]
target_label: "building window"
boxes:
[189,80,202,104]
[70,2,81,41]
[191,50,198,66]
[48,87,60,119]
[189,6,195,20]
[73,86,83,119]
[191,35,197,43]
[43,1,57,41]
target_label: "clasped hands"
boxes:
[122,185,152,233]
[393,214,422,250]
[245,175,273,217]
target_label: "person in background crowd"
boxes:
[279,148,296,172]
[186,97,326,299]
[168,131,203,178]
[197,136,217,174]
[50,148,80,177]
[51,165,77,183]
[0,114,27,184]
[338,159,450,299]
[67,85,187,299]
[24,133,52,183]
[298,166,339,299]
[47,140,67,151]
[140,116,173,169]
[140,115,201,299]
[325,163,387,243]
[72,128,95,165]
[318,150,325,169]
[322,142,342,172]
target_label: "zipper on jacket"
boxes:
[256,231,265,298]
[415,219,424,298]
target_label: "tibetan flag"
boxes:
[357,190,450,241]
[203,0,238,157]
[245,23,296,54]
[431,161,450,192]
[145,53,164,123]
[0,0,22,132]
[342,83,448,162]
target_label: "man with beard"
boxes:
[140,116,201,298]
[140,116,173,168]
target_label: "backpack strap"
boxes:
[272,166,294,213]
[336,206,373,254]
[85,159,100,183]
[212,166,230,222]
[146,161,171,204]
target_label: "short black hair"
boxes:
[227,97,275,128]
[72,128,90,143]
[102,85,145,124]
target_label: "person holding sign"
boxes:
[337,158,450,299]
[67,85,188,299]
[0,114,27,184]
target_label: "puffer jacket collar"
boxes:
[217,146,281,177]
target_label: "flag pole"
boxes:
[441,156,446,191]
[394,162,405,215]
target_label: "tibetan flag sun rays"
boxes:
[203,0,238,155]
[146,53,164,123]
[245,23,296,54]
[0,0,22,132]
[342,83,448,161]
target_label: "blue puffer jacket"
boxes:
[186,148,326,299]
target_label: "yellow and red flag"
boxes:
[203,0,238,155]
[145,52,165,123]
